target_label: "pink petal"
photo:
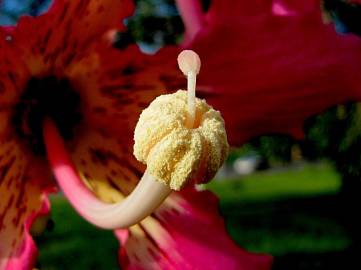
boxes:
[175,0,204,44]
[4,199,50,270]
[116,188,272,270]
[271,0,318,16]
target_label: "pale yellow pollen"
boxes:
[133,90,229,190]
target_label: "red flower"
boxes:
[0,1,272,269]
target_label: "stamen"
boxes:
[43,119,171,229]
[177,50,201,128]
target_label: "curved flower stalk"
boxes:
[43,118,172,229]
[0,0,272,269]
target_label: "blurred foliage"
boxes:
[228,101,361,185]
[227,135,295,171]
[304,102,361,179]
[323,0,361,35]
[249,135,295,165]
[121,0,212,48]
[227,144,258,164]
[127,0,184,47]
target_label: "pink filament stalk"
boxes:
[43,118,171,229]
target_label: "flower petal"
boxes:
[66,45,184,140]
[0,137,49,270]
[5,0,134,72]
[182,0,361,145]
[115,189,272,270]
[0,30,30,135]
[271,0,318,16]
[70,127,141,203]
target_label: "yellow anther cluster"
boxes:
[133,90,229,190]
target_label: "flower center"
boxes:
[12,76,82,155]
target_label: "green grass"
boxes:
[223,207,349,256]
[207,163,350,256]
[36,162,351,269]
[207,162,341,203]
[36,196,120,270]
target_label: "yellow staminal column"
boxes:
[134,51,229,190]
